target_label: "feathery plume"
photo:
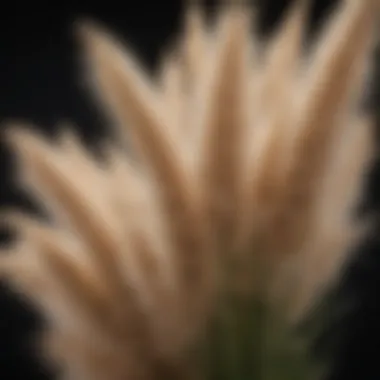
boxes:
[0,1,377,379]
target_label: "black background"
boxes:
[1,1,380,379]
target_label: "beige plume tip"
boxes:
[74,18,131,85]
[2,124,38,156]
[75,19,101,47]
[76,19,98,38]
[74,19,115,60]
[2,124,50,163]
[3,123,30,145]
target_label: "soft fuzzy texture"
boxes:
[0,1,378,379]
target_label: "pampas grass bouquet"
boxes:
[0,1,379,379]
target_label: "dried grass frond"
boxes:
[0,1,378,379]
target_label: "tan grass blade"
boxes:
[267,0,376,256]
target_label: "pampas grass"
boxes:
[0,1,378,379]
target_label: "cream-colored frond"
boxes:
[0,2,378,379]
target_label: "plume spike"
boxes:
[79,21,216,325]
[0,3,378,379]
[269,0,376,255]
[200,5,252,253]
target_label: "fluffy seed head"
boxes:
[0,1,378,379]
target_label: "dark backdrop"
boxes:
[1,1,380,379]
